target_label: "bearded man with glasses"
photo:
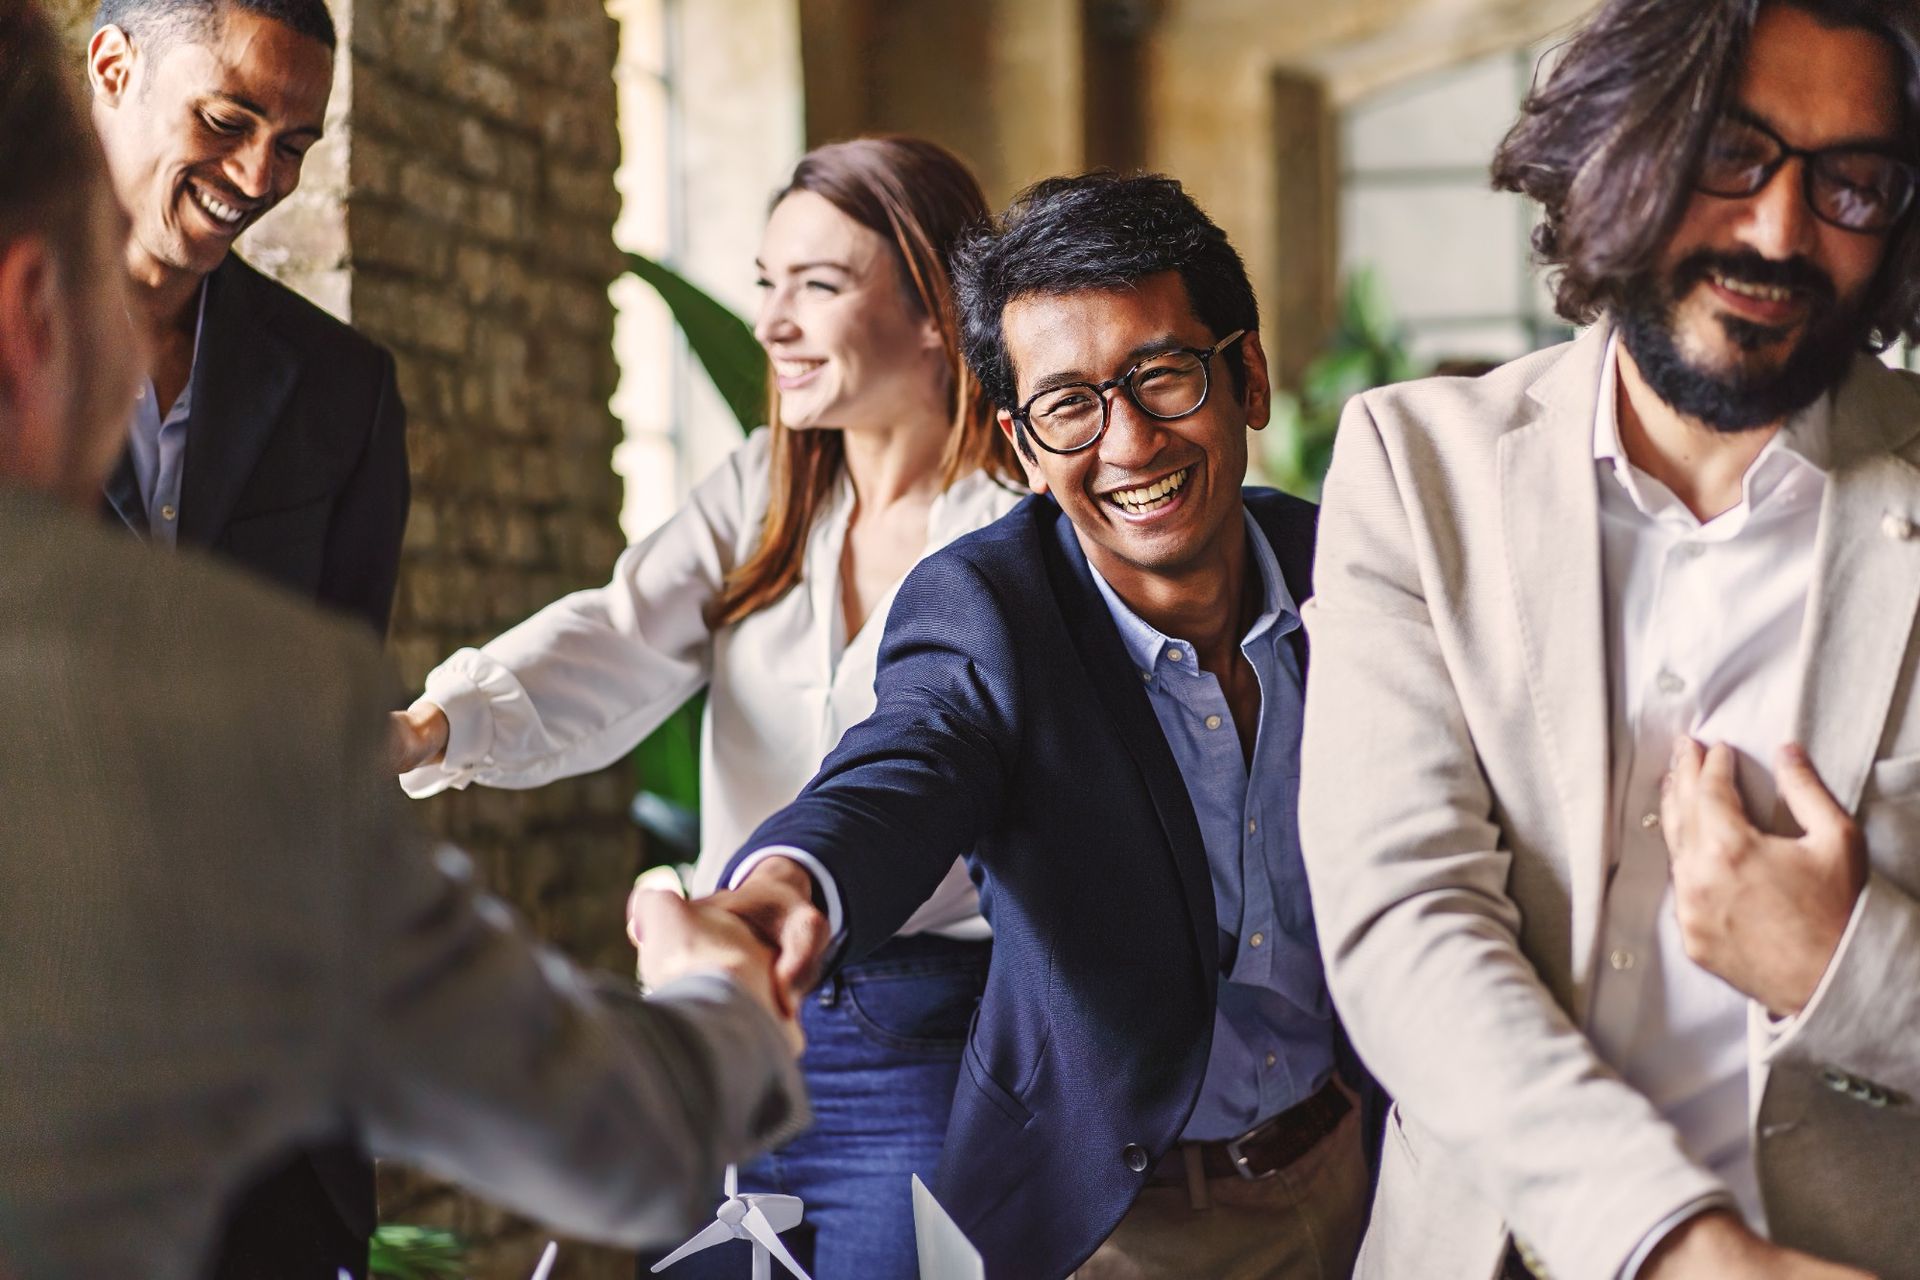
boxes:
[1299,2,1920,1279]
[632,173,1377,1280]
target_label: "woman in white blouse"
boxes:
[389,136,1023,1278]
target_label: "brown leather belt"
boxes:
[1149,1078,1350,1184]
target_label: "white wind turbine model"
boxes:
[650,1165,812,1280]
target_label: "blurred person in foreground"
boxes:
[83,1,411,1267]
[650,173,1374,1280]
[1299,2,1920,1278]
[390,138,1024,1278]
[0,5,803,1276]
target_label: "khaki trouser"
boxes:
[1072,1091,1368,1280]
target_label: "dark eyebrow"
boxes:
[753,258,854,275]
[205,91,323,141]
[1023,335,1193,399]
[1727,102,1903,154]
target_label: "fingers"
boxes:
[1773,743,1847,842]
[774,902,831,1007]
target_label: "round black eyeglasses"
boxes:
[1011,329,1248,455]
[1698,110,1918,234]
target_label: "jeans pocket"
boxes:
[841,963,985,1054]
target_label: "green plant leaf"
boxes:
[369,1225,468,1279]
[624,251,765,436]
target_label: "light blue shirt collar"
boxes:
[1086,506,1300,675]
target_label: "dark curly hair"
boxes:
[950,172,1259,434]
[1493,0,1920,347]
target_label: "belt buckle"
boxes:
[1224,1115,1281,1181]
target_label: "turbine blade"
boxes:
[649,1219,735,1272]
[744,1194,804,1233]
[742,1205,812,1280]
[725,1164,738,1199]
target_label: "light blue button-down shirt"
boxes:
[125,282,207,548]
[1088,508,1335,1141]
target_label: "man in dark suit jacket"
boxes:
[646,175,1375,1279]
[89,0,407,638]
[85,0,408,1272]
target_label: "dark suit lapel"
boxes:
[103,448,147,537]
[178,256,298,547]
[1040,505,1218,967]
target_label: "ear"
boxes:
[997,410,1047,495]
[1238,331,1273,433]
[0,237,63,395]
[87,25,137,105]
[0,236,68,477]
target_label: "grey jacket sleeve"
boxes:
[336,661,807,1247]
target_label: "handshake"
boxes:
[626,858,834,1058]
[390,707,832,1054]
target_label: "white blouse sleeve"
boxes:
[400,430,773,797]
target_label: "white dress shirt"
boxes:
[1589,336,1830,1263]
[402,428,1022,938]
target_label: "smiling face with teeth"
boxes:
[752,191,951,439]
[998,270,1269,603]
[1617,6,1903,431]
[88,7,332,286]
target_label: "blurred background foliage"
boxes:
[1259,269,1420,501]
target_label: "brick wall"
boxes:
[347,0,640,1275]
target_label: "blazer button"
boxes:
[1122,1143,1150,1173]
[1820,1066,1852,1093]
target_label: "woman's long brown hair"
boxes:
[709,136,1020,629]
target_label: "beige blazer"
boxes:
[1299,324,1920,1280]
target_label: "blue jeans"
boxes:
[642,934,989,1280]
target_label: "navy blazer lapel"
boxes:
[178,257,298,546]
[103,448,147,537]
[1040,503,1218,969]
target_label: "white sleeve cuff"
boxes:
[729,846,845,944]
[1619,1195,1739,1279]
[397,651,515,797]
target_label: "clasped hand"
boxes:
[627,857,831,1056]
[1659,738,1866,1018]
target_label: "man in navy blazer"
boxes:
[659,175,1372,1280]
[84,0,408,1273]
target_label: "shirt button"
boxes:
[1139,670,1151,683]
[1249,932,1265,948]
[160,504,177,522]
[1205,714,1222,730]
[1640,811,1660,830]
[1165,648,1183,662]
[1609,948,1635,971]
[1122,1143,1150,1173]
[1247,818,1257,835]
[1656,670,1685,696]
[1265,1052,1277,1069]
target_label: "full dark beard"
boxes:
[1614,250,1869,433]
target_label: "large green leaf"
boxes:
[624,251,765,435]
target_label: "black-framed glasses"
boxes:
[1012,329,1248,455]
[1698,109,1918,234]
